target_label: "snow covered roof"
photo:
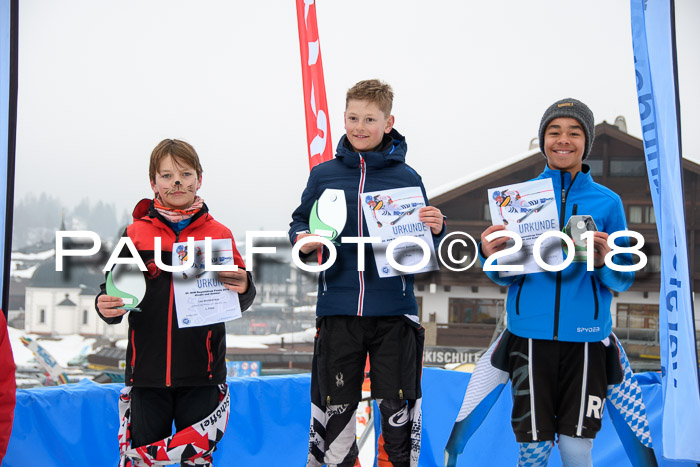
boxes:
[9,263,38,279]
[29,257,103,291]
[11,249,55,261]
[426,121,700,200]
[10,248,56,279]
[427,147,542,199]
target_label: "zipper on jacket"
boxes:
[515,276,526,315]
[165,232,179,387]
[572,204,578,216]
[553,172,578,340]
[356,156,366,316]
[398,321,404,397]
[166,283,175,386]
[322,270,327,294]
[130,329,136,384]
[590,276,600,320]
[206,330,213,380]
[400,275,406,295]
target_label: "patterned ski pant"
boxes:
[307,398,421,467]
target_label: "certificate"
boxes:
[171,238,241,328]
[487,178,562,276]
[360,186,439,278]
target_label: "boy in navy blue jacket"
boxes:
[290,79,445,467]
[480,99,634,466]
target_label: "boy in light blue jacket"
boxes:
[479,98,634,466]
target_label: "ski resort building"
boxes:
[23,256,128,338]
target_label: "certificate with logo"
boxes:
[487,178,562,276]
[360,186,439,278]
[171,238,241,328]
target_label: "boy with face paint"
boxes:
[478,99,635,466]
[96,139,256,466]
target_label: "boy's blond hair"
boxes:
[346,79,393,117]
[149,139,203,182]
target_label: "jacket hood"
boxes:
[335,128,407,169]
[132,199,153,221]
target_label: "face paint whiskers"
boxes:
[165,180,195,196]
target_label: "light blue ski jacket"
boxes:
[479,165,635,342]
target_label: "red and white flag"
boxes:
[296,0,333,170]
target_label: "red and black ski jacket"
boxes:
[96,199,255,388]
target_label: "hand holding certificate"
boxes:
[172,238,242,328]
[361,186,439,278]
[485,179,562,276]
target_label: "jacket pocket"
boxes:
[590,276,600,320]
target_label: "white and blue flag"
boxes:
[630,0,700,461]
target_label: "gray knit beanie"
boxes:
[538,98,594,160]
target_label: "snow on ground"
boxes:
[7,327,35,365]
[39,335,95,367]
[7,325,316,368]
[9,263,38,279]
[8,326,95,367]
[226,327,316,349]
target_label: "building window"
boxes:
[448,298,503,324]
[628,205,655,224]
[483,204,491,221]
[610,159,646,177]
[416,296,423,322]
[39,309,45,324]
[616,303,659,329]
[642,255,661,273]
[587,159,603,176]
[82,309,88,325]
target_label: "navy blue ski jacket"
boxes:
[479,165,635,342]
[289,129,445,318]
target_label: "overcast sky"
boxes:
[13,1,700,242]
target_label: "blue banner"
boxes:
[0,0,16,318]
[0,0,9,315]
[1,370,683,466]
[630,0,700,461]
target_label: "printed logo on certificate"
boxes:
[487,178,562,276]
[171,238,241,328]
[360,186,439,278]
